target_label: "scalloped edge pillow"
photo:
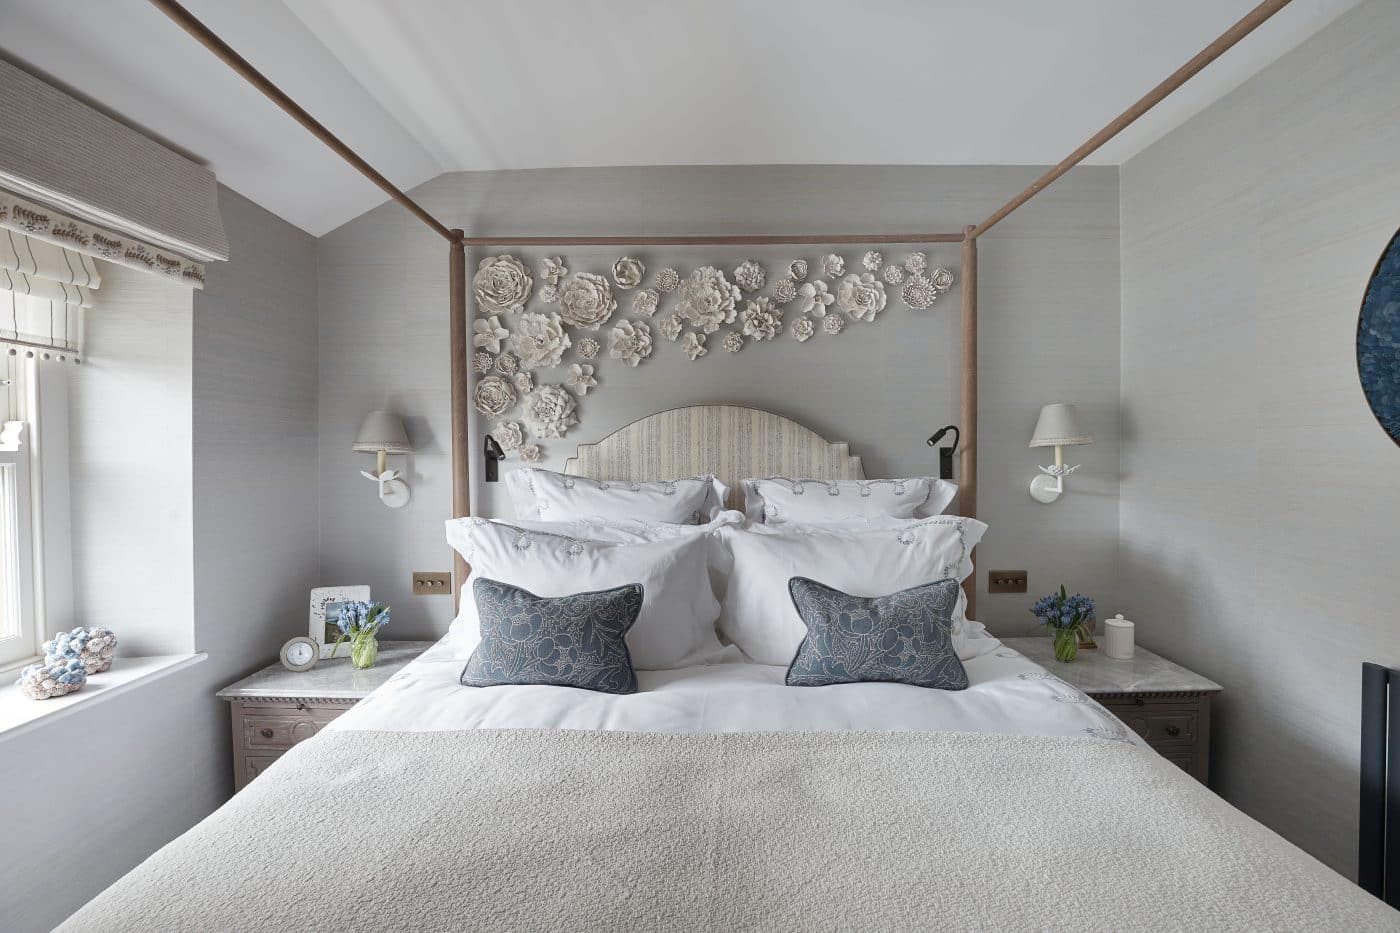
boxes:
[506,467,729,524]
[740,476,958,525]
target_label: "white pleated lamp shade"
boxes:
[352,411,412,454]
[1029,404,1092,448]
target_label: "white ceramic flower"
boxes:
[659,315,683,342]
[797,280,835,316]
[837,272,888,321]
[821,253,846,278]
[473,255,533,315]
[612,256,646,289]
[540,256,568,285]
[722,331,744,353]
[609,320,654,367]
[576,336,600,360]
[566,363,597,397]
[930,267,955,291]
[654,268,680,293]
[494,352,519,375]
[773,278,798,304]
[882,264,905,285]
[862,250,883,271]
[539,284,559,304]
[512,371,534,395]
[740,297,782,341]
[788,259,808,281]
[734,260,766,293]
[901,272,939,310]
[675,265,741,333]
[632,287,660,317]
[473,375,518,417]
[492,421,524,452]
[681,331,708,361]
[557,272,617,331]
[473,350,495,373]
[904,251,928,273]
[510,312,572,368]
[473,315,509,353]
[526,385,578,439]
[519,443,542,463]
[791,317,815,342]
[822,314,845,335]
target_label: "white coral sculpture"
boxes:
[609,320,654,366]
[566,363,597,397]
[473,315,509,353]
[740,297,782,341]
[682,331,708,361]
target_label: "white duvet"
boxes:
[331,636,1144,746]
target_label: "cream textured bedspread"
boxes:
[59,729,1396,932]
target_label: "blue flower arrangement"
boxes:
[332,601,390,669]
[1031,584,1096,662]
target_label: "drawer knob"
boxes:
[260,728,274,739]
[1134,697,1144,707]
[1165,725,1181,737]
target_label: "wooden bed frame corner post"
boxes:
[960,226,978,619]
[449,230,469,608]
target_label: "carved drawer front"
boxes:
[241,703,346,752]
[243,755,281,785]
[1095,698,1200,745]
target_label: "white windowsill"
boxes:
[0,652,206,740]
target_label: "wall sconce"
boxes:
[353,410,413,509]
[1028,403,1092,504]
[926,425,960,480]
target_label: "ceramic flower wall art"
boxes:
[904,251,928,274]
[540,256,567,285]
[797,280,835,316]
[538,284,559,304]
[675,266,741,333]
[788,259,808,281]
[740,297,782,341]
[527,385,579,438]
[837,273,887,321]
[510,312,572,368]
[494,352,520,375]
[473,315,509,353]
[558,272,617,330]
[659,314,683,342]
[901,273,939,310]
[609,320,654,366]
[882,264,905,285]
[632,288,661,317]
[492,421,524,452]
[682,331,708,361]
[654,267,680,292]
[566,363,597,396]
[791,317,815,342]
[821,253,846,278]
[576,336,601,360]
[723,331,744,353]
[519,444,542,463]
[473,350,495,373]
[930,268,955,291]
[512,372,534,395]
[773,278,797,304]
[474,255,533,314]
[862,250,883,271]
[612,256,646,289]
[473,375,518,417]
[822,314,845,335]
[734,259,766,293]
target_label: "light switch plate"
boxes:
[412,571,452,596]
[987,570,1028,594]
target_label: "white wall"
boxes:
[0,187,320,933]
[317,165,1121,639]
[1119,0,1400,877]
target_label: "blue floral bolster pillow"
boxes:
[462,578,643,695]
[785,577,969,690]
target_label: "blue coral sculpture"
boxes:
[16,657,87,699]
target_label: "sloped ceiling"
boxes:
[0,0,1363,236]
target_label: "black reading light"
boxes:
[483,435,505,483]
[926,425,960,480]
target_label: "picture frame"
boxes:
[309,586,371,660]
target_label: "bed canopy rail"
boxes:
[149,0,1296,614]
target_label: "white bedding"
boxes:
[331,637,1144,746]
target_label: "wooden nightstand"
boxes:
[217,641,433,791]
[1001,637,1222,784]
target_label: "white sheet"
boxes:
[331,637,1145,746]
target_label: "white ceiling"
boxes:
[0,0,1363,236]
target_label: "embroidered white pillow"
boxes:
[740,477,958,525]
[506,467,729,524]
[445,518,727,670]
[715,517,989,665]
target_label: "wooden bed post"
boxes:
[960,226,978,618]
[449,231,469,607]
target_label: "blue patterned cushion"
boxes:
[461,578,642,694]
[785,577,969,689]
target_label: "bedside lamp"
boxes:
[1028,403,1092,504]
[354,411,413,509]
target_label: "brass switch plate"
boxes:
[412,572,452,596]
[987,570,1028,594]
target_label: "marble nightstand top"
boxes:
[1001,637,1222,695]
[217,641,435,700]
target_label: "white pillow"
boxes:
[716,517,989,665]
[740,476,958,524]
[506,467,729,524]
[445,518,727,670]
[506,510,745,543]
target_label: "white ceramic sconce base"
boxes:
[361,470,411,509]
[1029,473,1064,504]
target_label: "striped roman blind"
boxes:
[0,227,97,363]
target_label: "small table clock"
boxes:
[280,636,320,672]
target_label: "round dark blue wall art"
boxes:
[1359,228,1400,446]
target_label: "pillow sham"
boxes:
[740,476,958,525]
[715,517,988,665]
[445,518,726,670]
[506,510,744,543]
[506,467,729,524]
[786,577,968,690]
[461,578,642,694]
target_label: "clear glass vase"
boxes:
[350,630,378,669]
[1052,626,1080,663]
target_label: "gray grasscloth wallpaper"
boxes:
[1119,0,1400,878]
[315,165,1121,638]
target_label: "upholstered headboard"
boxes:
[562,405,864,510]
